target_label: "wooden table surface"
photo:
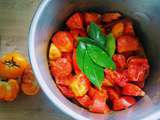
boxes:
[0,0,72,120]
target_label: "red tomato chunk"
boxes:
[50,58,72,78]
[52,31,73,53]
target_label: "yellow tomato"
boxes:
[70,73,90,97]
[49,43,61,60]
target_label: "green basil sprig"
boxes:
[76,22,116,89]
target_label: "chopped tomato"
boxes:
[122,83,145,96]
[89,89,109,113]
[112,22,124,38]
[117,35,140,53]
[84,12,101,25]
[73,48,81,74]
[55,75,73,86]
[112,54,126,69]
[66,13,83,30]
[107,87,120,101]
[52,31,73,53]
[104,69,128,87]
[49,43,61,60]
[113,96,136,111]
[102,12,122,22]
[88,87,108,100]
[62,53,72,64]
[114,70,129,87]
[76,95,92,108]
[102,78,113,87]
[58,85,74,98]
[50,57,72,78]
[123,19,135,35]
[70,73,90,97]
[128,57,149,82]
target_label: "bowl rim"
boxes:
[28,0,160,120]
[28,0,91,120]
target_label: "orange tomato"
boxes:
[21,82,39,96]
[0,79,19,102]
[21,65,40,96]
[0,52,28,79]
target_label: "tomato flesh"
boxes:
[113,96,136,111]
[70,73,90,97]
[66,13,83,30]
[52,31,73,53]
[122,83,145,96]
[117,35,140,53]
[50,58,72,78]
[84,12,101,25]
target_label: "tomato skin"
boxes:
[21,65,40,96]
[70,73,90,97]
[107,87,120,101]
[73,48,81,74]
[52,31,73,53]
[104,69,128,87]
[102,12,121,23]
[112,22,124,38]
[0,79,19,101]
[123,19,135,35]
[62,53,72,64]
[122,83,145,96]
[58,85,74,98]
[113,96,136,111]
[84,12,101,25]
[117,35,140,53]
[102,78,113,87]
[128,58,149,82]
[89,89,109,113]
[50,57,72,78]
[55,74,73,86]
[113,54,126,69]
[0,52,28,79]
[76,95,92,108]
[66,13,83,30]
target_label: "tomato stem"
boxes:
[2,57,20,68]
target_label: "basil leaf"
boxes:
[83,51,104,89]
[105,33,116,57]
[88,22,106,47]
[78,37,95,44]
[87,44,116,70]
[76,42,86,71]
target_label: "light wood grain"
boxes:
[0,0,72,120]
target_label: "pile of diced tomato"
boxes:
[48,12,150,113]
